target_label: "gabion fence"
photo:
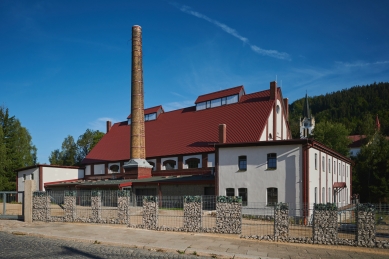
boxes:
[32,190,389,249]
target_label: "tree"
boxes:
[311,120,351,156]
[49,129,104,166]
[0,106,37,190]
[76,129,105,163]
[353,133,389,203]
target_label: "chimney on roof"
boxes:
[270,81,277,100]
[283,98,289,121]
[106,121,112,133]
[123,25,152,179]
[219,124,226,143]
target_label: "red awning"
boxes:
[333,182,346,188]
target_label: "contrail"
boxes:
[171,3,290,60]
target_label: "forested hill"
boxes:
[288,82,389,138]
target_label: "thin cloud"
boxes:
[89,117,117,132]
[170,2,290,60]
[336,60,389,67]
[162,100,194,112]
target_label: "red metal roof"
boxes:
[195,86,244,104]
[83,88,275,164]
[127,105,163,119]
[348,135,367,148]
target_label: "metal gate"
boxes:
[0,191,24,220]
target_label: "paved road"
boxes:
[0,232,208,259]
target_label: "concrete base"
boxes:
[124,159,153,179]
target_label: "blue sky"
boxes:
[1,0,388,164]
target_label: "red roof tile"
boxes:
[83,89,275,164]
[195,86,244,104]
[127,105,163,119]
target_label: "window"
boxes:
[329,188,331,203]
[338,163,340,175]
[163,160,176,170]
[147,161,155,171]
[267,153,277,169]
[23,174,26,181]
[342,165,344,176]
[31,173,34,180]
[276,105,280,114]
[346,166,348,177]
[145,113,157,121]
[322,156,325,172]
[221,97,227,105]
[185,158,200,169]
[267,188,278,205]
[238,156,247,171]
[109,164,119,173]
[314,187,317,204]
[322,187,325,203]
[329,159,331,173]
[334,161,336,174]
[315,153,317,170]
[238,188,248,206]
[226,188,235,196]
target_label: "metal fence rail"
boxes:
[0,191,24,220]
[35,191,389,245]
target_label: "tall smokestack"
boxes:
[124,25,152,179]
[130,25,146,159]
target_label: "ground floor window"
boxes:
[238,188,247,206]
[267,187,277,205]
[226,188,235,196]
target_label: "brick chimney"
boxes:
[219,124,226,143]
[270,81,277,100]
[124,25,152,179]
[106,121,112,133]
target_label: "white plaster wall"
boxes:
[207,153,215,167]
[85,165,91,175]
[17,168,39,200]
[42,167,84,191]
[183,154,202,169]
[218,145,302,206]
[309,148,320,205]
[147,159,157,171]
[259,125,267,141]
[108,162,120,174]
[161,157,178,170]
[94,164,105,175]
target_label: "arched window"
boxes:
[329,187,331,203]
[238,156,247,171]
[185,158,200,169]
[322,187,325,203]
[163,160,176,170]
[267,188,278,206]
[322,156,325,172]
[109,164,119,173]
[148,161,155,171]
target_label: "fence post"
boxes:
[216,196,242,234]
[274,203,289,241]
[312,203,338,245]
[117,190,130,224]
[356,204,376,247]
[24,180,35,223]
[91,190,102,223]
[64,191,77,222]
[183,196,202,232]
[142,196,158,230]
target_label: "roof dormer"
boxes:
[127,105,164,125]
[195,86,245,111]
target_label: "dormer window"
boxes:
[145,113,156,121]
[196,94,239,111]
[195,86,244,111]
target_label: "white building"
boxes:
[300,93,315,138]
[216,139,352,214]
